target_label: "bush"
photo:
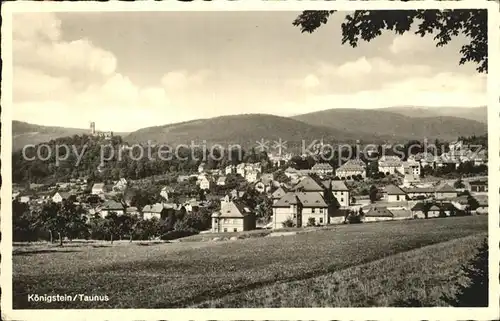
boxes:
[160,228,198,241]
[345,211,363,224]
[454,179,465,189]
[282,217,295,228]
[307,217,316,227]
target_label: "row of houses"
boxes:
[378,156,421,176]
[211,172,489,233]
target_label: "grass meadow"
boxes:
[13,215,487,308]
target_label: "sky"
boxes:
[12,11,487,132]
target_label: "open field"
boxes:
[13,215,487,308]
[193,233,486,307]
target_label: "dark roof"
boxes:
[271,187,287,199]
[437,184,457,193]
[295,192,328,208]
[411,202,426,211]
[331,180,349,191]
[273,191,328,208]
[384,184,407,195]
[219,201,253,218]
[272,192,301,207]
[391,209,412,218]
[365,207,393,217]
[102,200,125,210]
[469,180,487,186]
[337,160,366,171]
[293,176,324,192]
[404,187,435,194]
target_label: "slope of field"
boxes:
[13,215,487,309]
[292,109,487,141]
[12,121,129,151]
[194,232,486,307]
[380,106,487,124]
[124,113,389,147]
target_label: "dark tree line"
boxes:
[12,199,215,243]
[12,134,272,185]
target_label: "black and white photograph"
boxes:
[1,0,499,319]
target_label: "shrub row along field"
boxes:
[13,215,487,308]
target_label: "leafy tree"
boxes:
[369,185,378,203]
[307,217,316,227]
[103,212,120,243]
[467,195,480,211]
[116,213,139,242]
[293,9,487,73]
[255,197,273,222]
[273,170,291,184]
[346,210,363,224]
[133,218,160,240]
[13,200,38,242]
[63,202,88,241]
[454,179,465,189]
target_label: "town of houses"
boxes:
[12,139,489,236]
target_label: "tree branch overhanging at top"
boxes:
[293,9,488,73]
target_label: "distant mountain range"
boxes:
[378,106,487,124]
[124,114,388,148]
[291,107,487,143]
[12,106,487,151]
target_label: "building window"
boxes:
[233,228,237,232]
[396,195,400,201]
[341,198,344,202]
[319,218,323,224]
[311,208,315,213]
[223,228,227,232]
[293,213,297,218]
[319,208,323,214]
[214,219,218,223]
[340,192,343,196]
